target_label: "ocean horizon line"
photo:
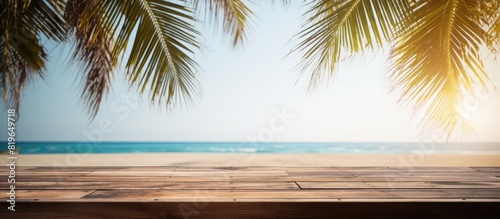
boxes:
[4,140,500,144]
[4,142,500,155]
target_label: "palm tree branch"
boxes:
[389,0,492,138]
[93,0,201,108]
[194,0,253,47]
[0,0,64,111]
[487,1,500,49]
[294,0,410,90]
[66,0,118,118]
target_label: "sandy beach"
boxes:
[3,153,500,166]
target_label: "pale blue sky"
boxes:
[2,2,500,142]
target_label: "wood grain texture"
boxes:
[80,189,500,201]
[1,166,499,218]
[0,189,94,200]
[285,170,497,177]
[86,170,290,177]
[0,181,300,190]
[297,181,500,189]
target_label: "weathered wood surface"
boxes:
[1,166,500,218]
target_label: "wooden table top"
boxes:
[1,166,500,218]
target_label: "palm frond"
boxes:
[0,0,65,111]
[294,0,410,89]
[485,0,500,49]
[252,0,295,7]
[0,28,45,110]
[91,0,201,109]
[25,0,67,42]
[389,0,492,138]
[66,0,117,118]
[194,0,253,47]
[490,17,500,48]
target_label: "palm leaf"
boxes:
[0,0,65,110]
[294,0,410,89]
[66,0,117,118]
[86,0,201,110]
[194,0,253,47]
[389,0,493,138]
[486,0,500,50]
[24,0,67,42]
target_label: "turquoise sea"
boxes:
[4,142,500,154]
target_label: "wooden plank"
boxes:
[5,166,302,171]
[169,171,290,177]
[172,167,344,172]
[85,171,172,176]
[12,171,93,176]
[0,189,94,200]
[1,167,175,173]
[0,166,126,172]
[471,167,500,172]
[2,202,500,219]
[1,165,493,172]
[287,169,493,174]
[0,166,37,170]
[338,167,477,171]
[14,175,500,182]
[286,171,497,177]
[4,166,479,171]
[297,181,500,189]
[0,181,299,190]
[86,170,290,177]
[171,166,477,171]
[76,189,500,201]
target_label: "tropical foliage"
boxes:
[1,0,252,117]
[1,0,499,138]
[294,0,500,138]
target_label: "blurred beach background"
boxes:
[2,2,499,167]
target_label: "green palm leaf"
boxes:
[66,0,118,118]
[294,0,410,89]
[0,0,65,110]
[84,0,201,111]
[195,0,253,47]
[389,0,493,138]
